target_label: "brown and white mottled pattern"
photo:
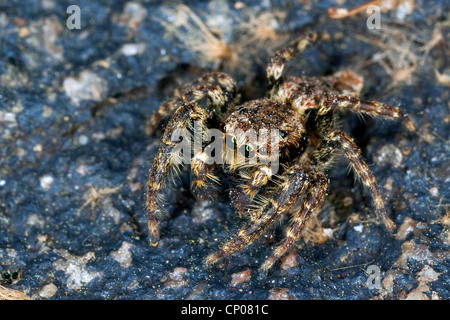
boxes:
[146,32,415,272]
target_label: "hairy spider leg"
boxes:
[147,102,208,243]
[205,168,311,266]
[260,172,328,272]
[312,130,396,231]
[266,32,319,97]
[318,94,416,131]
[146,72,236,135]
[147,74,237,243]
[275,76,414,232]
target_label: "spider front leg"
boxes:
[266,32,319,97]
[146,72,236,135]
[147,102,208,243]
[260,172,328,273]
[312,130,396,231]
[205,168,312,267]
[147,74,237,242]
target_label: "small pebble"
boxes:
[39,175,54,190]
[78,135,89,145]
[230,269,251,287]
[38,283,58,299]
[429,187,439,197]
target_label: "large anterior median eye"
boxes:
[240,144,255,158]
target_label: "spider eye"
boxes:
[226,135,237,148]
[240,144,255,158]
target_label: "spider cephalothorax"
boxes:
[146,32,415,273]
[224,99,308,162]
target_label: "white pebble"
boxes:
[40,175,54,190]
[78,135,89,145]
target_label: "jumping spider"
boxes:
[146,32,415,273]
